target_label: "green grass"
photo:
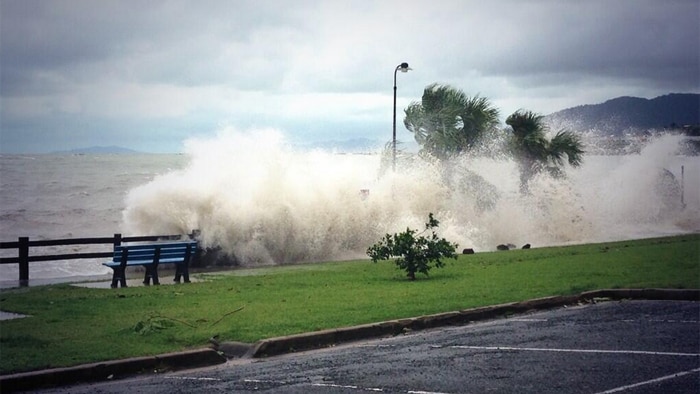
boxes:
[1,234,698,374]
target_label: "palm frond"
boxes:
[549,130,585,167]
[506,110,547,138]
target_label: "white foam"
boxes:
[121,128,699,266]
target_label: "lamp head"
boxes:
[398,62,412,72]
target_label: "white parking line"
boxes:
[445,345,700,357]
[311,385,451,394]
[244,379,286,384]
[246,379,452,393]
[311,382,383,391]
[164,376,222,381]
[407,391,452,394]
[620,319,699,324]
[593,367,700,393]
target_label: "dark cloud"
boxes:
[1,0,698,153]
[476,0,699,90]
[1,0,306,93]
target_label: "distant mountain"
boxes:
[546,93,700,135]
[53,146,142,154]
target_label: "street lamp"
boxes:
[393,62,411,171]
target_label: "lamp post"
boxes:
[393,62,411,171]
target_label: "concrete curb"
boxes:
[2,288,698,392]
[251,288,699,357]
[0,348,226,393]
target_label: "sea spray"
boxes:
[123,128,393,264]
[121,128,698,267]
[568,133,698,239]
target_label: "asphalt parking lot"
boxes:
[35,300,699,393]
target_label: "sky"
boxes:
[1,0,699,153]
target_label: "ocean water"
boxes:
[0,154,187,280]
[1,130,698,281]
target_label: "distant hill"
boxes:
[546,93,700,135]
[52,146,142,154]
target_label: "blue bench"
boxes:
[103,241,197,288]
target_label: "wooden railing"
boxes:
[0,231,199,286]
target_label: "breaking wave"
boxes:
[121,128,698,266]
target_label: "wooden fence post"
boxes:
[19,237,29,286]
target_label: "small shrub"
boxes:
[367,213,458,280]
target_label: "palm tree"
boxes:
[506,110,584,194]
[404,84,500,161]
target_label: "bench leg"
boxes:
[152,267,160,285]
[111,267,127,288]
[110,270,119,288]
[174,263,190,283]
[143,265,160,286]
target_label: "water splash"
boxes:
[568,134,698,240]
[122,128,698,266]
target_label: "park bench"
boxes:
[103,241,197,288]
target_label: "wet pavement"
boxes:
[32,300,700,394]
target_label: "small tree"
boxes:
[367,213,458,280]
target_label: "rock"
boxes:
[496,244,510,251]
[462,248,475,254]
[522,244,531,249]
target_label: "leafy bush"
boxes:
[367,213,458,280]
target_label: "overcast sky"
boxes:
[1,0,698,153]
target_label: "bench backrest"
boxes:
[111,241,198,264]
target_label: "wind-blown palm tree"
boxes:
[398,84,503,210]
[404,84,500,160]
[506,110,584,194]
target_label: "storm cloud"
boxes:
[1,0,698,153]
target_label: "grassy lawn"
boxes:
[0,234,698,374]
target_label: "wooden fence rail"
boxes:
[0,231,198,286]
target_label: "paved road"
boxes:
[39,300,699,393]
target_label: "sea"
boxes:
[1,130,698,284]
